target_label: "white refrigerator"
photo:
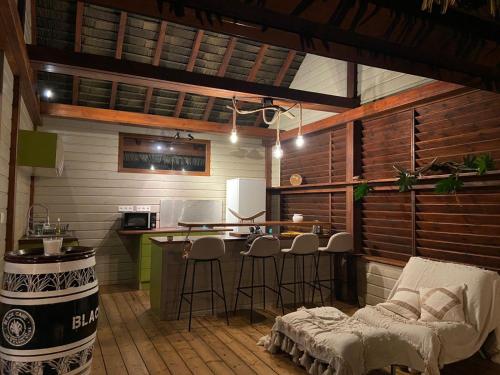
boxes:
[225,178,266,233]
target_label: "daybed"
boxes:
[259,257,500,375]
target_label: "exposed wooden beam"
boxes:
[29,45,359,112]
[281,81,473,141]
[72,1,85,105]
[253,49,296,126]
[6,76,21,252]
[247,44,268,82]
[41,102,277,139]
[231,43,268,124]
[202,36,237,121]
[173,30,204,117]
[110,11,127,109]
[0,0,41,126]
[346,62,357,99]
[30,0,36,44]
[81,0,499,92]
[144,20,168,113]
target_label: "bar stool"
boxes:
[234,235,283,323]
[315,232,353,305]
[279,233,323,308]
[177,236,229,331]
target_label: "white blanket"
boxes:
[259,257,500,374]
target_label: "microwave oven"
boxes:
[122,212,157,230]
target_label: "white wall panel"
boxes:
[34,117,266,285]
[357,261,403,306]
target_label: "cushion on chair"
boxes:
[419,285,465,323]
[378,287,421,320]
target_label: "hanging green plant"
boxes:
[393,165,419,192]
[354,182,373,201]
[392,153,495,195]
[435,175,464,194]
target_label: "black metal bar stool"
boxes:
[313,232,353,305]
[177,236,229,331]
[279,233,324,308]
[234,235,284,323]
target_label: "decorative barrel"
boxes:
[0,246,98,374]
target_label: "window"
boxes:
[118,133,210,176]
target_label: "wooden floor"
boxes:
[93,287,500,375]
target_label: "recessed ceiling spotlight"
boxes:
[43,89,53,99]
[156,144,163,150]
[174,132,180,140]
[150,165,155,171]
[169,145,174,151]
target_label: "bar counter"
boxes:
[149,234,359,320]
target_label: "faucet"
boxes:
[25,204,50,237]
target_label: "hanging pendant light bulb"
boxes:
[273,112,283,159]
[295,102,304,148]
[230,105,238,144]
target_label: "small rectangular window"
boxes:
[118,133,210,176]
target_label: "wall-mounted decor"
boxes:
[290,174,303,186]
[118,133,211,176]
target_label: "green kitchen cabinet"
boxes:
[17,130,64,176]
[137,231,215,290]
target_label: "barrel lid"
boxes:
[4,246,95,264]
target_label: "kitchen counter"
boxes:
[148,235,342,320]
[117,227,232,290]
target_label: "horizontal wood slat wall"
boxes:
[281,131,330,185]
[278,89,500,271]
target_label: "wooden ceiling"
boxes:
[34,0,357,128]
[82,0,499,92]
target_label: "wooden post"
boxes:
[264,142,272,221]
[6,76,21,252]
[345,120,361,304]
[410,109,417,256]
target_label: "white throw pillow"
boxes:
[378,287,421,320]
[419,284,466,323]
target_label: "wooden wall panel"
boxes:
[278,89,500,272]
[331,191,346,232]
[415,91,500,168]
[361,191,412,261]
[415,187,500,270]
[361,111,412,180]
[281,193,329,232]
[331,124,346,182]
[281,131,330,185]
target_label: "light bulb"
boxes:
[156,144,163,150]
[44,89,53,99]
[150,165,155,170]
[295,134,304,147]
[272,144,283,159]
[230,130,238,144]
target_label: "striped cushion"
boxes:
[419,285,465,323]
[379,287,420,320]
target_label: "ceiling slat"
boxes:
[202,36,237,121]
[144,20,168,113]
[109,11,127,109]
[72,1,85,105]
[254,49,296,126]
[173,30,204,117]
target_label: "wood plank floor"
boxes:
[93,286,500,375]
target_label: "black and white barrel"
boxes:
[0,246,98,375]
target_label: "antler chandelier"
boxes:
[227,97,304,159]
